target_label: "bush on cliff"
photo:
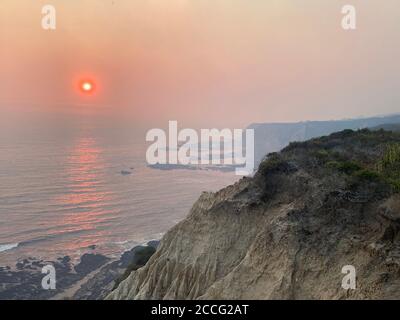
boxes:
[113,246,156,290]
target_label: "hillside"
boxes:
[250,114,400,167]
[372,123,400,132]
[108,129,400,300]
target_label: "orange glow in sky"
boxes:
[1,1,400,127]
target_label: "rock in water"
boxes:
[108,129,400,300]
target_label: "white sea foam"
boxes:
[0,243,19,253]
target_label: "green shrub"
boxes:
[377,143,400,172]
[340,161,362,174]
[326,160,362,174]
[283,141,303,152]
[376,143,400,192]
[326,161,340,169]
[258,154,285,174]
[113,246,156,290]
[314,149,329,161]
[353,169,380,181]
[387,178,400,192]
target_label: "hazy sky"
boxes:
[1,0,399,128]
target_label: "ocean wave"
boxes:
[0,243,19,253]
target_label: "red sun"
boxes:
[79,80,95,94]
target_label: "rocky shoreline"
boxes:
[0,241,159,300]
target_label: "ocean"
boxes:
[0,118,238,266]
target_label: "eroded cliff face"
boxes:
[108,130,400,300]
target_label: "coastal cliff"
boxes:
[108,129,400,300]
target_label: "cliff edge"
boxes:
[108,129,400,299]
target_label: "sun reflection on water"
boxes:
[54,136,116,252]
